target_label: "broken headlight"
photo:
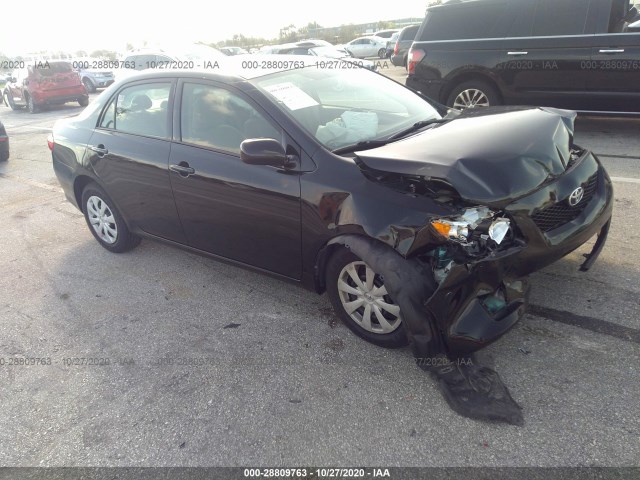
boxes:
[431,207,511,246]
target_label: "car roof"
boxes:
[109,55,338,83]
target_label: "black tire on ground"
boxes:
[83,78,96,93]
[26,94,39,113]
[4,91,21,110]
[78,96,89,107]
[378,48,386,59]
[81,183,141,253]
[326,247,408,349]
[446,80,501,110]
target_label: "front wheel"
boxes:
[78,96,89,107]
[446,80,501,110]
[81,183,141,253]
[326,248,408,348]
[26,94,39,113]
[4,91,20,110]
[83,78,96,93]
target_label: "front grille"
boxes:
[532,173,598,232]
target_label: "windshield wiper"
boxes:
[331,118,450,155]
[332,139,390,155]
[388,118,449,141]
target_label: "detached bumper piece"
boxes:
[580,219,610,272]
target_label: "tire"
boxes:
[446,80,501,110]
[378,48,386,59]
[78,96,89,107]
[82,78,96,93]
[4,92,18,110]
[81,183,141,253]
[326,247,408,348]
[26,94,39,113]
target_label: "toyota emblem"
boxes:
[568,187,584,207]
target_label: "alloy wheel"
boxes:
[453,88,490,109]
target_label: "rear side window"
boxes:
[100,82,171,138]
[400,25,419,41]
[532,0,590,36]
[418,3,514,40]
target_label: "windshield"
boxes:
[252,67,440,150]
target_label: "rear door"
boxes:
[497,0,595,108]
[587,0,640,111]
[87,79,187,243]
[168,80,302,279]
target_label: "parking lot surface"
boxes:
[1,65,639,467]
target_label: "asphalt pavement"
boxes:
[0,66,639,468]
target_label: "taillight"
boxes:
[47,133,54,151]
[394,41,399,55]
[407,48,425,75]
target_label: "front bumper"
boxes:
[90,77,115,88]
[428,150,613,355]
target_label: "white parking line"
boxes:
[0,173,62,193]
[610,176,640,185]
[3,124,53,131]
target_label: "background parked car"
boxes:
[385,32,400,58]
[273,44,378,70]
[220,46,248,56]
[391,24,420,68]
[0,119,9,162]
[123,45,226,71]
[2,61,88,113]
[343,36,387,58]
[75,64,115,93]
[372,29,400,39]
[406,0,640,112]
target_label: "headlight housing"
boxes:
[431,207,511,246]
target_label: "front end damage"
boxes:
[328,107,613,425]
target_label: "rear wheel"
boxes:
[26,94,39,113]
[326,248,408,348]
[446,80,500,110]
[378,48,386,59]
[78,96,89,107]
[81,183,141,253]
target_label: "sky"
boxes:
[0,0,425,56]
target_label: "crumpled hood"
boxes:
[356,107,577,207]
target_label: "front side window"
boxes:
[253,67,440,150]
[99,82,171,138]
[180,83,281,154]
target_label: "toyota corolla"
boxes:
[50,63,613,424]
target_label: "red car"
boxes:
[3,61,88,113]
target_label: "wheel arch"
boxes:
[313,234,401,294]
[73,175,97,213]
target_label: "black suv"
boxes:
[406,0,640,112]
[391,24,420,68]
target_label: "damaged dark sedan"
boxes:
[50,64,613,425]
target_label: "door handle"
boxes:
[88,144,108,157]
[507,51,528,55]
[599,49,624,53]
[169,163,195,177]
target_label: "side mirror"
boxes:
[240,138,292,168]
